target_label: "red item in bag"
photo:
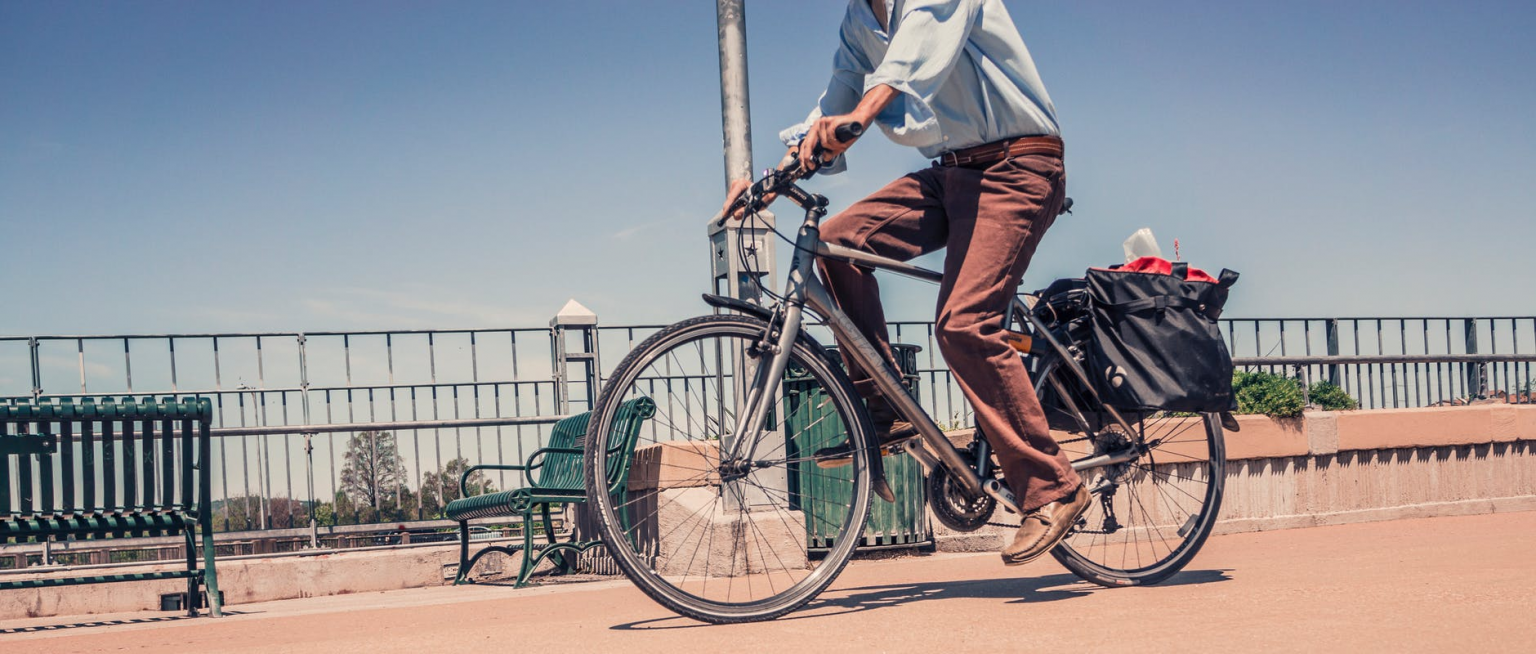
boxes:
[1107,256,1222,285]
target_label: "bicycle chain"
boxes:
[978,434,1090,530]
[960,430,1098,531]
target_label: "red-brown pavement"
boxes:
[5,511,1534,653]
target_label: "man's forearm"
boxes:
[849,84,899,127]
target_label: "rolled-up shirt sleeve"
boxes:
[865,0,980,149]
[780,11,872,175]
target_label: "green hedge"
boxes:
[1231,371,1358,418]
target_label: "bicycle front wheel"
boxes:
[583,314,874,623]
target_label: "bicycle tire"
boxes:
[1049,412,1225,587]
[583,314,874,623]
[1010,300,1227,587]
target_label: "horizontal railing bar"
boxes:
[1216,316,1529,322]
[21,379,556,401]
[0,534,554,577]
[5,316,1534,343]
[211,415,566,437]
[307,380,553,392]
[0,327,554,341]
[1,416,567,439]
[1234,354,1536,366]
[0,518,525,554]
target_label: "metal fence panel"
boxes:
[3,312,1532,551]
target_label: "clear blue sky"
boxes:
[4,0,1534,336]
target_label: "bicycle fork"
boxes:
[722,207,905,502]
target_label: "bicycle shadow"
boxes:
[610,568,1232,630]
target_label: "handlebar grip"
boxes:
[833,122,864,144]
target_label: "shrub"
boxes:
[1307,380,1359,411]
[1231,371,1305,418]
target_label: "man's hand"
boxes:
[719,165,783,223]
[720,178,754,222]
[795,84,897,171]
[797,114,865,171]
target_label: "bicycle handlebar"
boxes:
[712,122,865,227]
[833,122,864,145]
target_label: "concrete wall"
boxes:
[935,405,1536,552]
[6,405,1534,620]
[0,543,492,620]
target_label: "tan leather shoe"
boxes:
[1000,484,1090,566]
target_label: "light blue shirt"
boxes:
[781,0,1060,173]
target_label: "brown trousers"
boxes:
[817,151,1081,512]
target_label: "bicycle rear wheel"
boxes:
[584,314,874,623]
[1040,364,1226,586]
[1011,298,1226,586]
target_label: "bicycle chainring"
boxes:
[927,466,997,532]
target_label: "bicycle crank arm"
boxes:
[981,478,1022,515]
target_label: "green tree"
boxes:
[339,430,409,519]
[312,498,337,528]
[418,457,495,519]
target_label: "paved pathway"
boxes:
[5,511,1533,653]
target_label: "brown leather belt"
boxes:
[937,135,1063,168]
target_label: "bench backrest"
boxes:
[533,397,655,493]
[1,398,213,530]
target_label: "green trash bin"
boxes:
[784,344,932,551]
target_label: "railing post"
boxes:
[549,299,600,416]
[550,300,600,550]
[1464,318,1485,399]
[1325,318,1341,386]
[296,333,320,549]
[28,337,42,399]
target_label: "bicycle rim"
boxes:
[1052,408,1226,586]
[584,315,873,623]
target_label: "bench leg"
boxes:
[453,520,472,585]
[540,505,574,574]
[515,511,537,588]
[183,527,200,617]
[201,516,224,617]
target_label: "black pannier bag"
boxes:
[1082,257,1239,413]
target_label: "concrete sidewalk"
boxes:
[4,511,1533,653]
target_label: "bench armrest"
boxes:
[459,446,585,496]
[461,464,528,497]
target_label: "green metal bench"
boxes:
[0,397,222,616]
[446,397,654,587]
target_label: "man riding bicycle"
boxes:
[722,0,1087,567]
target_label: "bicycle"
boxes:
[582,123,1226,623]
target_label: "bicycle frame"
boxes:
[725,197,1148,515]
